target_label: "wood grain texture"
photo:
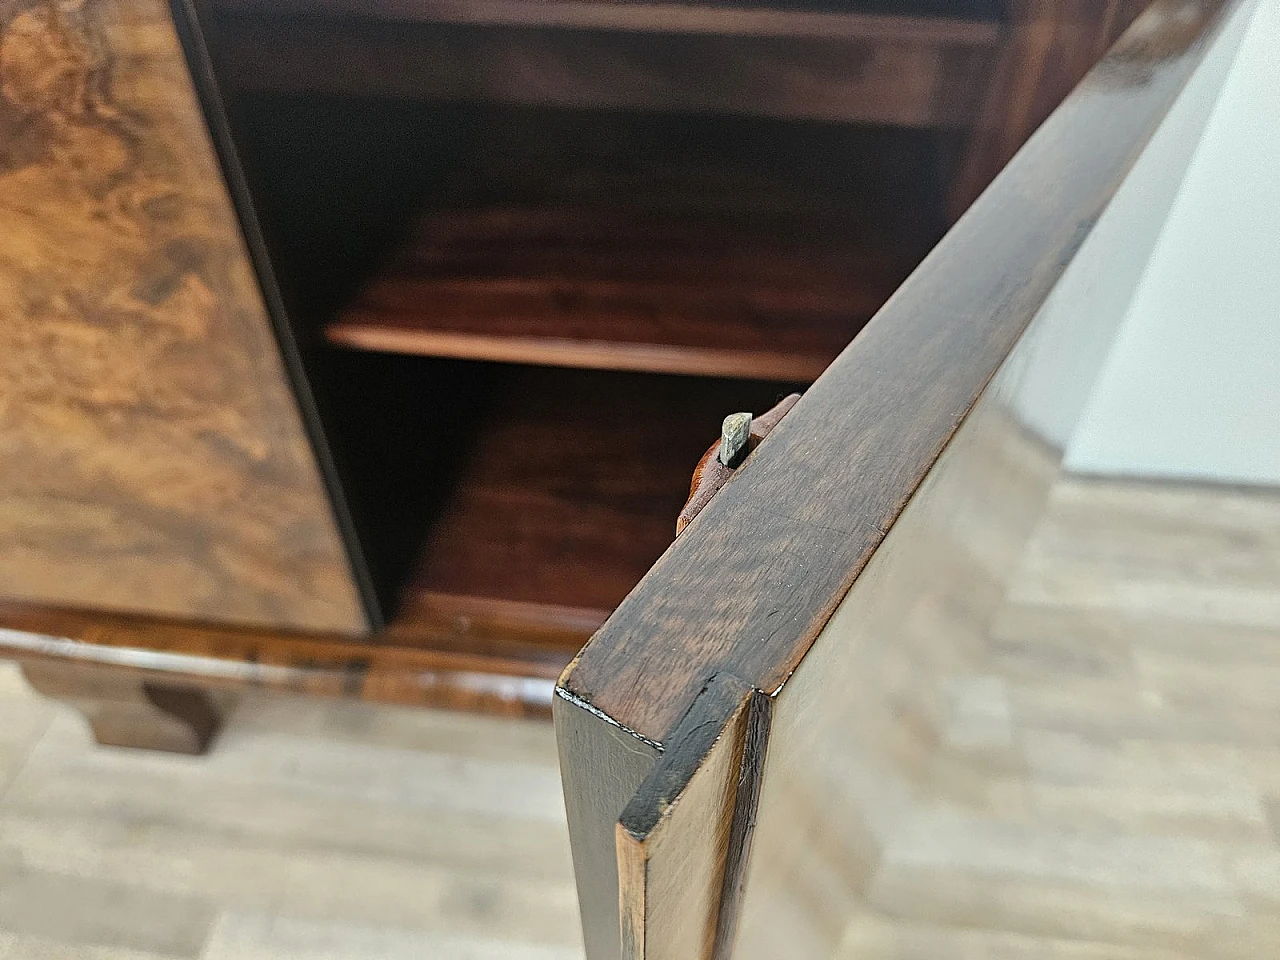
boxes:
[712,687,771,960]
[401,368,797,625]
[733,346,1067,960]
[323,112,940,380]
[0,0,366,632]
[610,674,772,960]
[734,473,1280,960]
[736,478,1280,955]
[209,17,994,127]
[559,0,1242,748]
[678,394,801,537]
[0,367,791,724]
[555,4,1243,951]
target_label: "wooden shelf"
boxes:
[326,216,910,381]
[388,367,793,647]
[209,9,999,126]
[325,110,944,381]
[213,0,1002,42]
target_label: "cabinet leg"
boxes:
[19,661,223,755]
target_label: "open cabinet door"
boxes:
[555,0,1264,956]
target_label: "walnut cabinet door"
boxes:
[0,0,371,633]
[554,0,1269,957]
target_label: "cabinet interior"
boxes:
[196,0,992,659]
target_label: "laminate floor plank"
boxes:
[200,911,582,960]
[0,667,53,795]
[0,857,214,958]
[0,932,180,960]
[1,475,1275,959]
[0,665,583,960]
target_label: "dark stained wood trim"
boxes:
[0,605,569,718]
[561,0,1243,745]
[210,18,995,128]
[593,673,772,960]
[555,4,1245,952]
[210,0,1001,44]
[618,675,752,843]
[21,660,226,754]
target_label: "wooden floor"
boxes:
[0,668,584,959]
[0,474,1276,958]
[841,475,1280,959]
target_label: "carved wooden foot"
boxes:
[19,661,223,755]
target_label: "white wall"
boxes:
[1063,0,1280,484]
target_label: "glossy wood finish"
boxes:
[20,660,224,754]
[0,0,366,633]
[213,0,1001,40]
[739,472,1280,951]
[0,603,568,719]
[322,111,937,381]
[0,363,792,736]
[733,357,1085,956]
[556,1,1244,955]
[209,16,995,127]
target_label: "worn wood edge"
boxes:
[0,606,570,718]
[211,0,1001,45]
[710,688,771,960]
[617,674,752,842]
[615,817,649,960]
[171,0,383,629]
[555,688,662,960]
[326,319,833,382]
[614,674,769,960]
[558,0,1243,745]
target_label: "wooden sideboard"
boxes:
[4,0,1268,954]
[1,0,1147,747]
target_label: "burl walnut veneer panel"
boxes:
[0,0,367,632]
